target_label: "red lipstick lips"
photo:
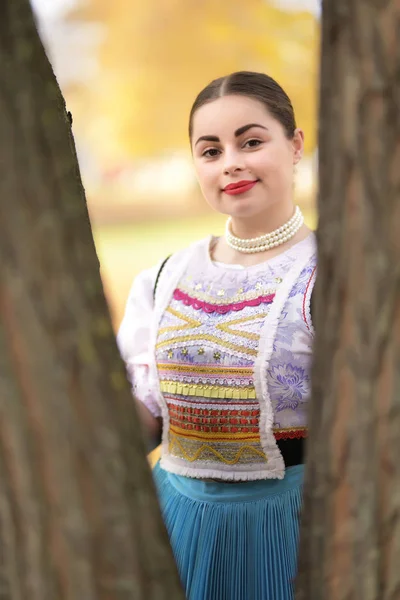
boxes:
[223,180,259,195]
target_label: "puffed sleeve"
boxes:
[117,263,162,418]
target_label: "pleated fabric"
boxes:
[153,462,304,600]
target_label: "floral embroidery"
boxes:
[289,265,315,298]
[268,355,309,412]
[273,307,311,352]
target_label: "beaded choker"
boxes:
[225,206,304,254]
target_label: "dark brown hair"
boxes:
[189,71,296,140]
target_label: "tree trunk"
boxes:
[297,0,400,598]
[0,2,184,599]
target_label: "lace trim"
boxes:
[160,455,279,481]
[178,281,278,305]
[173,288,275,314]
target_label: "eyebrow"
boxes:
[195,123,268,147]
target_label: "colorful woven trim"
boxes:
[273,427,308,440]
[168,402,260,434]
[157,363,254,376]
[160,380,256,399]
[170,424,260,441]
[173,288,275,314]
[169,432,268,465]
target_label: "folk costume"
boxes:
[118,232,317,600]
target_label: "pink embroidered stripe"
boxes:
[173,288,275,314]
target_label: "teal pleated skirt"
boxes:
[153,462,304,600]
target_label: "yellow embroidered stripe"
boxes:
[156,334,257,356]
[216,312,268,341]
[157,307,202,335]
[160,380,256,399]
[170,424,260,442]
[169,434,268,465]
[157,363,254,375]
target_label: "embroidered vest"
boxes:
[151,235,316,481]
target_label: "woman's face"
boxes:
[191,95,304,221]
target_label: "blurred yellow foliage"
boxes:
[69,0,318,163]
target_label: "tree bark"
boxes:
[0,2,184,599]
[297,0,400,598]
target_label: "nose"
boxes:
[222,148,245,175]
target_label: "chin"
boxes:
[227,204,262,219]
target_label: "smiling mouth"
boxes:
[223,180,259,196]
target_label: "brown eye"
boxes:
[244,139,262,148]
[202,148,221,158]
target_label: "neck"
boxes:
[229,202,295,239]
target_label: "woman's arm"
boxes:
[136,401,162,450]
[117,262,164,448]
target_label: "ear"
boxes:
[292,128,304,164]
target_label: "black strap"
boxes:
[153,255,171,301]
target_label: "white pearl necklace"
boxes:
[225,206,304,254]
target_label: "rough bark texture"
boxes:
[296,0,400,598]
[0,2,184,599]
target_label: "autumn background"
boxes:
[32,0,320,329]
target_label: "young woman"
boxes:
[118,71,316,600]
